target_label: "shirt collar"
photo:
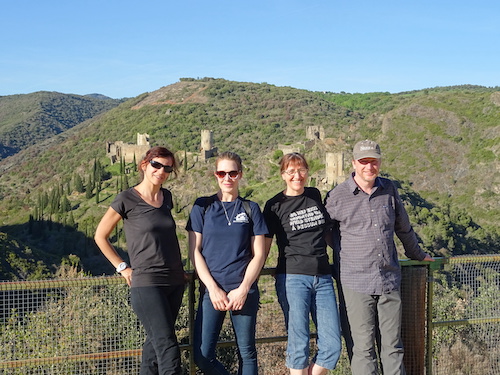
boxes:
[348,172,385,195]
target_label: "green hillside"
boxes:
[0,78,498,280]
[0,91,123,159]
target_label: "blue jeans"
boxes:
[275,274,342,370]
[193,285,260,375]
[131,285,185,375]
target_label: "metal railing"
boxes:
[1,255,499,374]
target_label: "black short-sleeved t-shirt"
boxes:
[264,187,331,276]
[110,187,185,287]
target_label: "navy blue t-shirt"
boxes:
[186,196,268,291]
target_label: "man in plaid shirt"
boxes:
[325,140,433,375]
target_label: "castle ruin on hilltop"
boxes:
[106,133,151,164]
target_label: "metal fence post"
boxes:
[425,258,446,375]
[186,271,197,375]
[401,263,428,374]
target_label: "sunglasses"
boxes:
[215,170,240,180]
[150,160,174,173]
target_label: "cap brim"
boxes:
[354,153,381,160]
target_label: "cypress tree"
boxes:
[119,157,122,175]
[123,174,130,190]
[49,189,60,216]
[85,179,93,199]
[93,158,98,180]
[91,172,96,192]
[60,195,71,213]
[74,174,84,193]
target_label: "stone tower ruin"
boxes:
[200,130,217,160]
[137,133,149,146]
[306,126,325,141]
[325,152,345,186]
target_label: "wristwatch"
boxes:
[116,262,129,273]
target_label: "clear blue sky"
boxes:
[1,0,499,98]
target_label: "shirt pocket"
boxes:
[375,197,396,228]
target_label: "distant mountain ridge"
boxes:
[0,91,123,159]
[84,93,116,100]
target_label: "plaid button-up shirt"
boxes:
[325,173,427,295]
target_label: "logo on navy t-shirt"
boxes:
[233,212,250,224]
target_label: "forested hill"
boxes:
[0,78,498,280]
[0,91,124,159]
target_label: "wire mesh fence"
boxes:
[1,256,499,374]
[0,277,144,374]
[429,255,500,375]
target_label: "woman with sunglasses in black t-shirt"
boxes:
[95,146,185,375]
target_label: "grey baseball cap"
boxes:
[352,140,381,160]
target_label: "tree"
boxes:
[60,195,71,213]
[85,178,93,199]
[74,174,84,193]
[48,189,60,216]
[123,174,130,190]
[66,212,76,231]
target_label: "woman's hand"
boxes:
[120,267,133,287]
[226,286,249,311]
[209,286,231,311]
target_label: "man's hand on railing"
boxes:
[422,253,435,262]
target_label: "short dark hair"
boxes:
[139,146,178,179]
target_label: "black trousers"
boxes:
[131,285,185,375]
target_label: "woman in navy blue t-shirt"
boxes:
[187,151,268,375]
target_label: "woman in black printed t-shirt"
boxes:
[263,152,341,375]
